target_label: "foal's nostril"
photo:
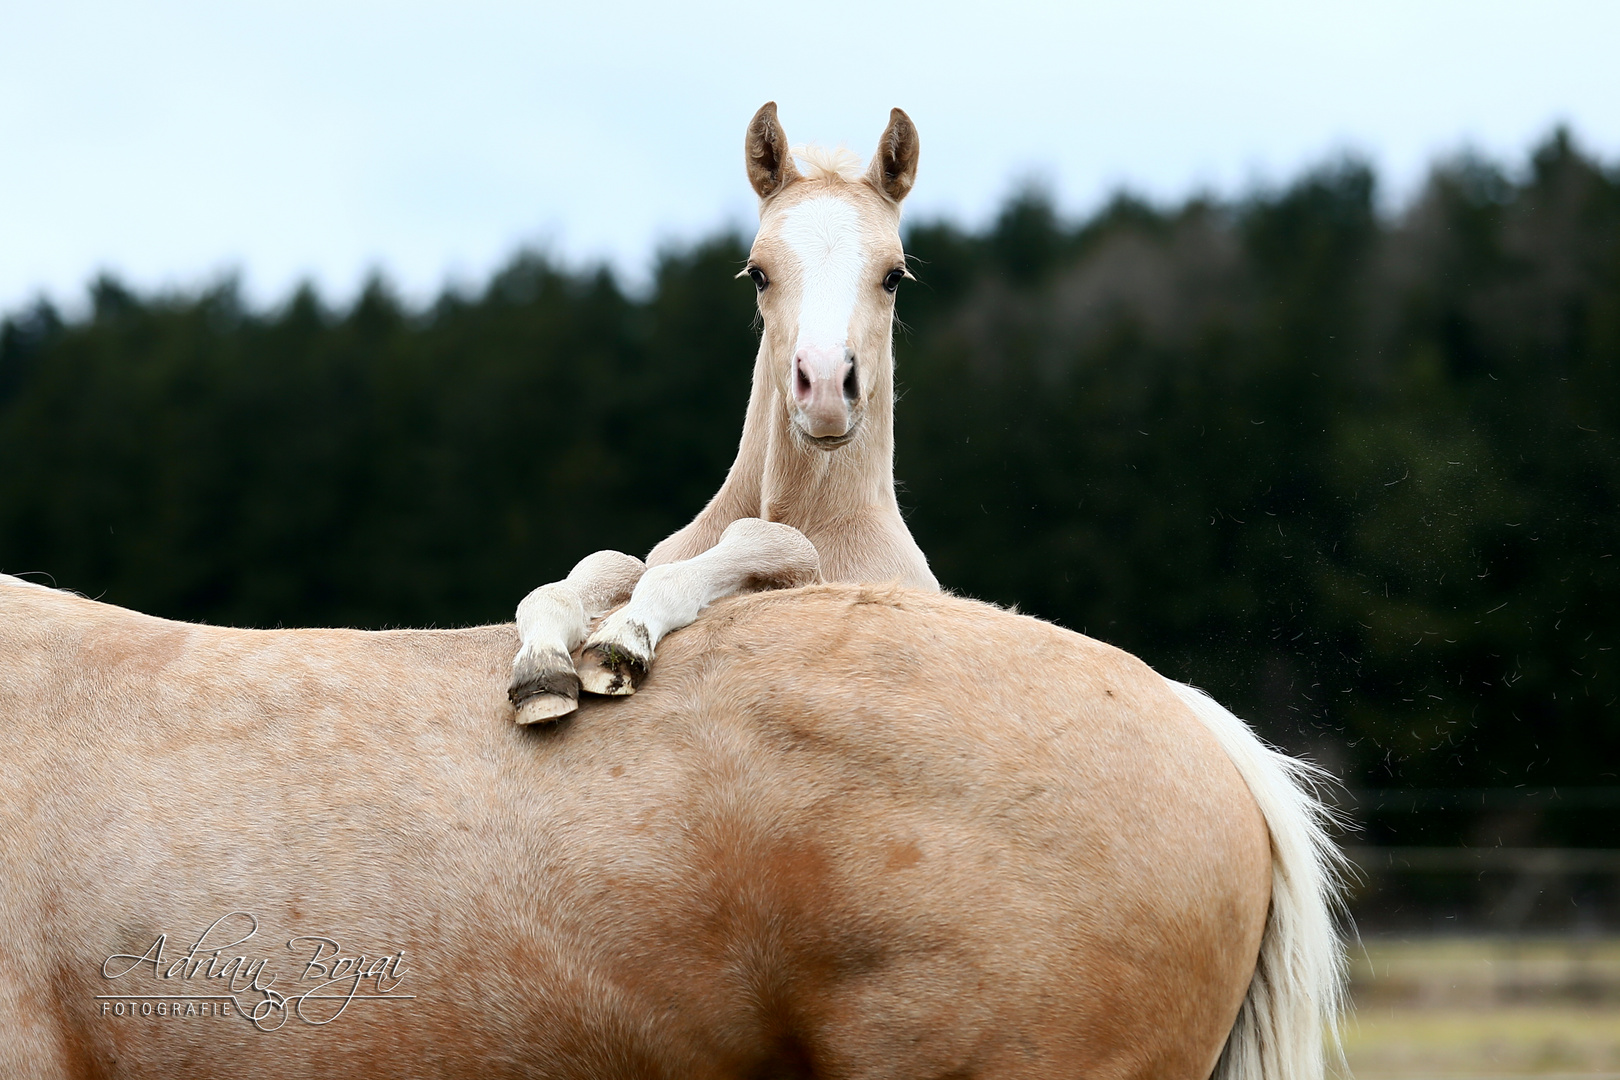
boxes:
[795,357,812,401]
[843,357,859,401]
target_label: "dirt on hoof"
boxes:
[509,662,582,724]
[577,644,647,696]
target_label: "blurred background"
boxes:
[3,2,1618,1073]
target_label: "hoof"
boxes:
[577,643,647,697]
[509,653,583,725]
[515,691,579,724]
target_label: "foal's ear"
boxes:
[865,108,919,204]
[745,102,800,201]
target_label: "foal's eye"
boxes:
[882,268,905,293]
[747,266,769,291]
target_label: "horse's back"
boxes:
[0,578,1267,1079]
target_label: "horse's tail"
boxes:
[1166,680,1350,1080]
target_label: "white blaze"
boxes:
[779,196,863,350]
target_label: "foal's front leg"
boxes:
[509,550,646,723]
[577,518,820,695]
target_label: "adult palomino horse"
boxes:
[0,106,1346,1077]
[508,103,937,723]
[0,573,1342,1079]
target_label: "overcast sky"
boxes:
[4,0,1618,315]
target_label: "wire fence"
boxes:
[1325,789,1620,933]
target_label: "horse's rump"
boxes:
[0,579,1268,1079]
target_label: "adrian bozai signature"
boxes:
[99,911,411,1030]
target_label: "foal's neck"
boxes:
[651,331,933,589]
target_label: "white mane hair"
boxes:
[0,574,51,590]
[792,143,865,183]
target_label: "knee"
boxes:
[515,582,586,635]
[569,549,646,589]
[718,518,820,582]
[719,517,803,547]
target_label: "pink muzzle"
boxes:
[793,345,857,439]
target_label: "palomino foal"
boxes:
[509,103,937,722]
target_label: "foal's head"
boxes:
[742,103,919,450]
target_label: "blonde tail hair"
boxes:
[1166,679,1350,1080]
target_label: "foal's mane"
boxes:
[791,143,864,183]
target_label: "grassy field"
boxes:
[1335,937,1620,1079]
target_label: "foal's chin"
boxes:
[793,418,860,451]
